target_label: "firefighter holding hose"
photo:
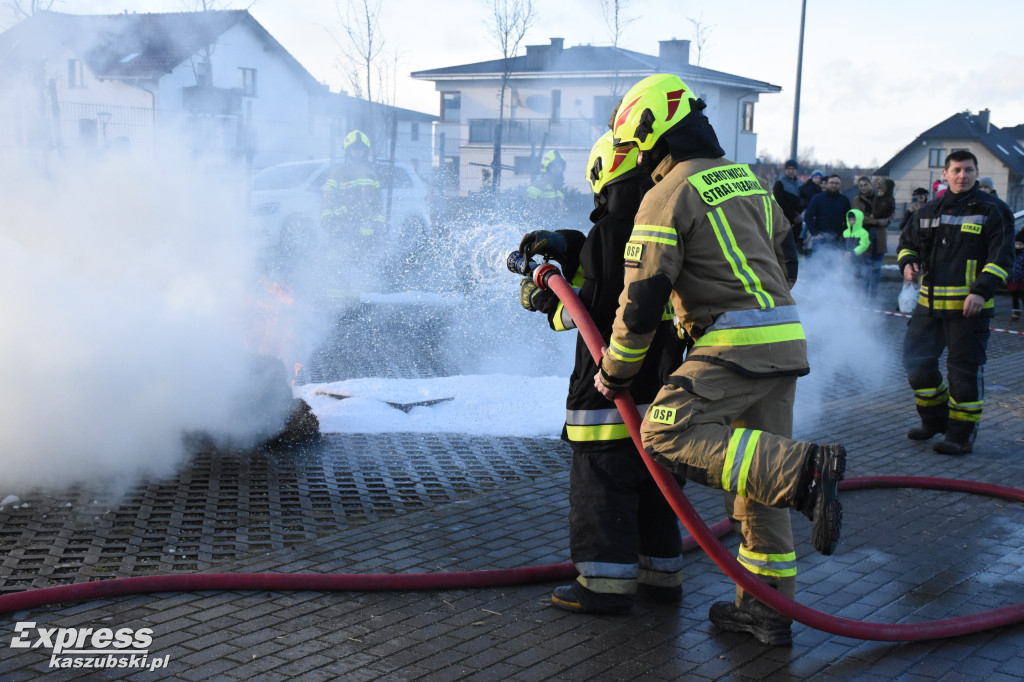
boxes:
[592,74,847,645]
[518,131,686,616]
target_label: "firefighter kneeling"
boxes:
[592,74,848,646]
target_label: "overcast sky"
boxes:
[32,0,1024,168]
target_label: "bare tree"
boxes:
[330,0,385,136]
[2,0,59,28]
[688,12,713,66]
[600,0,636,100]
[600,0,635,51]
[485,0,534,190]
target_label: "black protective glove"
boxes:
[520,278,558,314]
[519,230,567,261]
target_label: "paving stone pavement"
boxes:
[1,294,1023,680]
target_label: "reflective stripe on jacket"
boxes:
[897,185,1014,318]
[602,156,807,385]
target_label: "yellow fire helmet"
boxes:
[343,129,371,152]
[612,73,697,151]
[541,149,565,172]
[586,131,640,195]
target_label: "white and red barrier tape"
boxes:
[857,307,1024,336]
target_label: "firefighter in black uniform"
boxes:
[518,131,686,614]
[898,150,1014,455]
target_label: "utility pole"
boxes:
[790,0,806,164]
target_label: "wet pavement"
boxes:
[1,279,1023,680]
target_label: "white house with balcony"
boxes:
[411,38,781,195]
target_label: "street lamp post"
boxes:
[790,0,807,164]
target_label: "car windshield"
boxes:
[252,163,322,191]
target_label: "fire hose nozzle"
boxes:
[506,250,536,277]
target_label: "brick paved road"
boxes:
[1,285,1023,680]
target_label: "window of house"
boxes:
[68,59,84,89]
[551,89,561,123]
[742,102,755,133]
[240,68,257,96]
[441,92,461,122]
[929,149,947,167]
[411,122,419,142]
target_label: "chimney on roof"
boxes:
[526,37,564,70]
[976,108,991,133]
[658,39,690,69]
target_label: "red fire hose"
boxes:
[530,262,1024,641]
[0,265,1021,643]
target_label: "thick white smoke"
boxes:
[0,147,296,491]
[791,248,895,434]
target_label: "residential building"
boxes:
[411,38,781,195]
[0,10,434,172]
[875,109,1024,213]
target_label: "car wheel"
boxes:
[276,213,315,274]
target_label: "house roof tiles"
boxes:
[411,42,780,93]
[876,110,1024,176]
[0,10,324,93]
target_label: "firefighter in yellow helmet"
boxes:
[594,74,848,645]
[518,131,686,615]
[321,130,385,244]
[524,149,567,228]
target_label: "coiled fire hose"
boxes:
[0,264,1021,643]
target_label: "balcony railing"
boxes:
[467,117,601,148]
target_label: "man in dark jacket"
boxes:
[517,131,685,615]
[898,150,1014,454]
[802,174,851,253]
[773,160,804,250]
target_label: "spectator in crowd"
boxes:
[1009,227,1024,321]
[799,169,823,209]
[773,160,804,249]
[861,178,895,298]
[978,176,999,199]
[898,187,930,234]
[802,174,851,254]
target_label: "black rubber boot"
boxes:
[797,444,846,556]
[908,403,948,441]
[933,420,976,456]
[709,600,792,646]
[550,582,633,615]
[906,423,946,440]
[637,583,682,604]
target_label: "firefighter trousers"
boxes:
[568,442,684,595]
[641,360,809,609]
[903,313,989,439]
[641,361,812,508]
[724,378,798,608]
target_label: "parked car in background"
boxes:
[249,159,432,276]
